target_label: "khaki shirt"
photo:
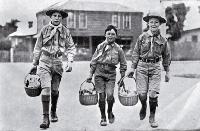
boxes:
[90,40,127,75]
[131,30,171,71]
[33,23,76,62]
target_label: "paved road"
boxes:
[0,61,200,131]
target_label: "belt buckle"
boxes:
[49,53,55,58]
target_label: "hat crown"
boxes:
[147,12,162,17]
[46,8,68,18]
[143,11,166,23]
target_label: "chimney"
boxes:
[28,21,33,28]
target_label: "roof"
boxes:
[183,27,200,34]
[37,0,141,14]
[9,22,37,37]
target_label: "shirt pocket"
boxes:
[154,40,163,55]
[111,51,119,64]
[140,39,150,54]
[42,33,51,46]
[59,34,66,47]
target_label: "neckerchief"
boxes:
[94,40,115,61]
[147,30,160,52]
[48,22,62,40]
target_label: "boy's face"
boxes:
[105,29,117,44]
[51,12,62,26]
[148,18,161,32]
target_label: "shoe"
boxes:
[108,112,115,124]
[40,114,50,129]
[51,111,58,122]
[139,104,147,120]
[100,118,107,126]
[149,115,158,128]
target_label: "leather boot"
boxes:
[99,93,107,126]
[40,114,50,129]
[51,92,59,122]
[139,94,147,120]
[40,95,50,129]
[107,97,115,124]
[149,97,158,128]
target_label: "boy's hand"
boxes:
[165,71,170,82]
[32,59,39,66]
[86,77,92,83]
[86,74,93,83]
[127,69,135,78]
[65,61,72,72]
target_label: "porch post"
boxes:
[89,36,92,57]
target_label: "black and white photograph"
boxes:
[1,0,200,130]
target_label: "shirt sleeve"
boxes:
[65,31,76,62]
[89,45,100,75]
[33,30,43,63]
[131,36,141,69]
[162,41,171,72]
[118,48,127,76]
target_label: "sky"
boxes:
[0,0,161,26]
[0,0,199,30]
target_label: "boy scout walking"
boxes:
[128,12,171,128]
[87,25,127,126]
[32,8,76,129]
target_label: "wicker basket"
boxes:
[79,80,98,106]
[24,66,42,97]
[118,76,138,106]
[24,86,42,97]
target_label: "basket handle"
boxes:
[118,75,136,93]
[80,80,95,91]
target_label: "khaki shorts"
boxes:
[37,54,63,90]
[136,61,161,94]
[94,76,115,97]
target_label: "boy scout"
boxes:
[87,25,127,126]
[128,12,171,128]
[32,8,76,129]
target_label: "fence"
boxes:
[0,50,10,62]
[13,51,32,62]
[1,43,200,62]
[0,50,32,62]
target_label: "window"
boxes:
[67,12,76,28]
[79,12,87,28]
[192,35,198,42]
[123,13,131,29]
[112,14,120,29]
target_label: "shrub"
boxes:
[0,39,11,50]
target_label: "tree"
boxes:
[0,19,19,50]
[0,19,20,39]
[165,3,189,41]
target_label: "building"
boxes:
[8,21,37,62]
[172,27,200,60]
[36,0,143,59]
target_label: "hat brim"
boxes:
[46,9,68,18]
[143,16,166,24]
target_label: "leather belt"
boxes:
[42,50,62,58]
[98,63,116,69]
[139,57,160,63]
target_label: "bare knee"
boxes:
[41,87,51,95]
[149,90,158,98]
[139,93,147,101]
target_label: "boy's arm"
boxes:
[33,31,43,66]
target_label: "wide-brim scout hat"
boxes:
[46,8,68,18]
[143,12,166,24]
